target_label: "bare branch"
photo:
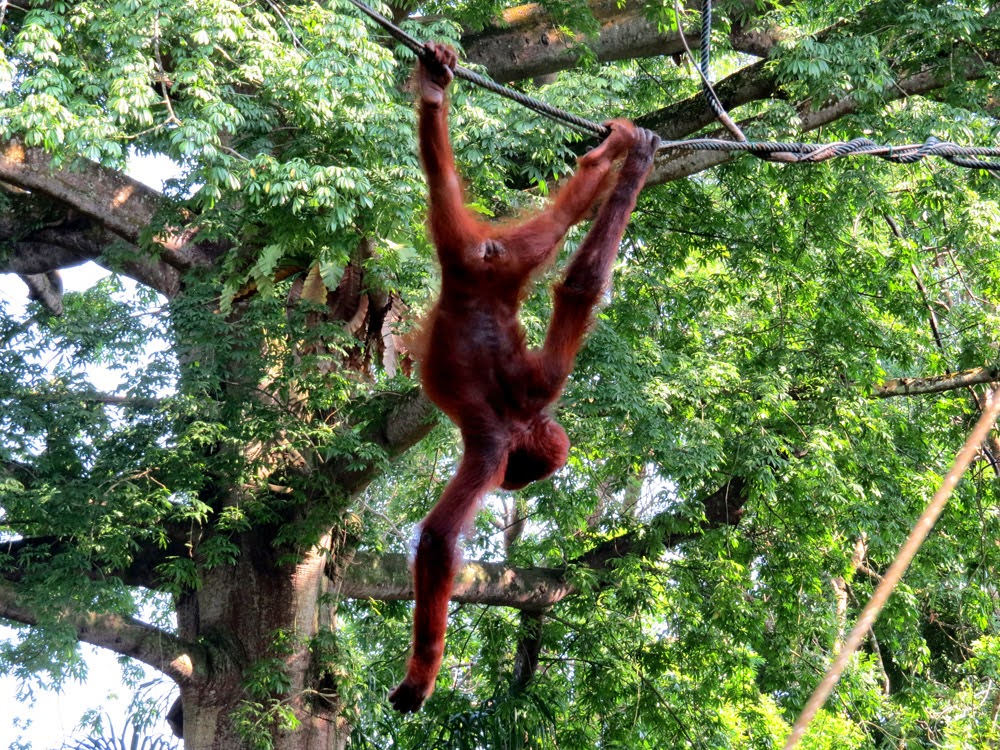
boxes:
[13,389,164,409]
[637,59,774,141]
[0,190,182,299]
[460,0,697,84]
[1,140,165,245]
[456,0,791,85]
[0,580,201,684]
[337,552,572,612]
[337,476,747,609]
[646,50,1000,185]
[875,367,1000,398]
[0,141,213,279]
[17,272,65,315]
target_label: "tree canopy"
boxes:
[2,1,1000,748]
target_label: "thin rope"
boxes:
[782,387,1000,750]
[346,0,1000,171]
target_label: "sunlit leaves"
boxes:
[3,0,1000,747]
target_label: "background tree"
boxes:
[2,0,999,748]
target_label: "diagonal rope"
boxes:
[346,0,1000,171]
[782,387,1000,750]
[345,0,608,137]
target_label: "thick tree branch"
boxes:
[636,60,774,141]
[458,0,786,84]
[333,388,439,496]
[1,535,187,590]
[337,476,747,610]
[875,367,1000,398]
[338,552,572,612]
[511,610,544,692]
[0,188,182,300]
[0,142,216,290]
[1,140,165,246]
[460,0,696,84]
[17,272,65,315]
[0,579,201,684]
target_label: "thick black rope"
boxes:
[346,0,607,137]
[699,0,725,123]
[347,0,1000,171]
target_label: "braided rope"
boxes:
[699,0,725,120]
[347,0,1000,171]
[658,136,1000,169]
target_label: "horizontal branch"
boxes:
[338,553,572,612]
[458,0,788,84]
[875,367,1000,398]
[0,580,201,684]
[461,0,695,84]
[337,476,746,610]
[2,535,189,591]
[646,50,1000,185]
[11,389,164,409]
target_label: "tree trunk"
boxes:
[173,529,349,750]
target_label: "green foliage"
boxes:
[3,0,1000,748]
[62,712,180,750]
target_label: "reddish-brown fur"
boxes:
[388,43,659,713]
